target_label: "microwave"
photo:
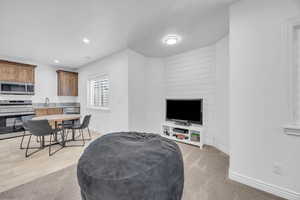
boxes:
[0,81,35,95]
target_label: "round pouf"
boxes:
[77,132,184,200]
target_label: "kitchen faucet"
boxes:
[45,97,50,106]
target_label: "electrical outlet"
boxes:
[273,163,283,175]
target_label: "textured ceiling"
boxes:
[0,0,237,68]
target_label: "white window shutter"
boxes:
[89,76,109,108]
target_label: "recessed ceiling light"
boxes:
[54,59,60,64]
[162,34,181,46]
[82,37,90,44]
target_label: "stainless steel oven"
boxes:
[0,100,34,139]
[0,81,35,95]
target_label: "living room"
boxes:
[0,0,299,200]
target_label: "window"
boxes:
[88,75,109,108]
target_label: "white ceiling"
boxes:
[0,0,237,68]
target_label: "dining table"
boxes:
[32,114,81,147]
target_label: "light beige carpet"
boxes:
[0,143,285,200]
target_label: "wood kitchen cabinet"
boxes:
[0,60,36,83]
[47,108,63,115]
[35,108,63,127]
[35,108,63,116]
[35,108,48,116]
[57,70,78,96]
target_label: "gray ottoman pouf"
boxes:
[77,132,184,200]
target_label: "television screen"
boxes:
[166,99,202,125]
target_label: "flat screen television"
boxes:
[166,99,203,125]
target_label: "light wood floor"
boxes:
[0,130,101,193]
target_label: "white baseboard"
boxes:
[229,170,300,200]
[213,140,229,155]
[205,136,229,155]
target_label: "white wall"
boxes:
[215,36,230,154]
[229,0,300,198]
[128,50,146,132]
[121,50,165,134]
[0,63,77,103]
[78,49,165,134]
[78,51,129,133]
[144,58,165,133]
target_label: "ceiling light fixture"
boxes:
[162,34,181,46]
[82,37,90,44]
[54,59,60,64]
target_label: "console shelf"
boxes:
[161,122,205,149]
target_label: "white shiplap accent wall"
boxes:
[164,46,217,144]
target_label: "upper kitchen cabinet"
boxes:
[0,60,36,83]
[57,70,78,96]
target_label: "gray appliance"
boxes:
[0,100,34,135]
[62,106,80,127]
[63,107,80,114]
[0,81,34,95]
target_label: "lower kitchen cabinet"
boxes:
[35,108,63,127]
[35,108,63,116]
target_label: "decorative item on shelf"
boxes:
[190,132,200,142]
[163,126,170,136]
[164,130,170,136]
[173,127,189,134]
[174,134,189,140]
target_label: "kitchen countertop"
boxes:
[33,106,80,109]
[33,103,80,109]
[0,112,35,117]
[0,102,80,118]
